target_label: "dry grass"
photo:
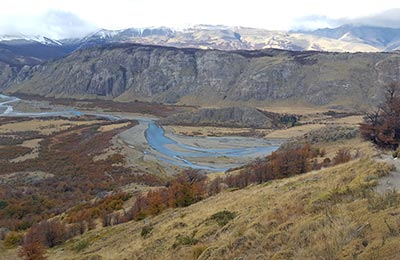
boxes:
[0,119,101,135]
[165,125,270,137]
[261,105,330,115]
[327,115,364,125]
[98,122,131,132]
[27,140,398,260]
[265,124,326,139]
[10,138,42,162]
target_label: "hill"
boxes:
[159,107,297,129]
[10,143,399,260]
[2,44,400,110]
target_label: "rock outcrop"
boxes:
[2,44,400,110]
[160,107,295,129]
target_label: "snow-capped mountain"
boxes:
[0,34,62,46]
[2,24,400,67]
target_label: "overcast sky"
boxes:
[1,0,400,39]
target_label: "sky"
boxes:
[1,0,400,39]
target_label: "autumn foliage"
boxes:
[360,82,400,150]
[18,241,47,260]
[127,171,206,221]
[225,144,316,189]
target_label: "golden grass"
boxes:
[265,124,326,139]
[328,115,364,125]
[165,125,270,137]
[261,105,330,115]
[0,119,101,135]
[0,242,18,260]
[10,138,42,162]
[98,122,131,132]
[32,139,400,260]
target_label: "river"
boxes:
[0,94,280,172]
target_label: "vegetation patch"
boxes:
[141,225,153,238]
[207,210,237,227]
[367,190,400,212]
[73,240,90,252]
[172,234,198,249]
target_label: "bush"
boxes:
[141,225,153,238]
[392,149,400,158]
[172,234,198,248]
[332,148,352,165]
[4,231,22,248]
[207,210,237,227]
[18,241,47,260]
[73,240,89,252]
[0,200,8,209]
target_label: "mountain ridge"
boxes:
[2,43,400,111]
[2,24,397,60]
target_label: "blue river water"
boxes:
[0,94,280,172]
[144,120,279,171]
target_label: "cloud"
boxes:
[292,8,400,30]
[340,8,400,28]
[0,10,97,39]
[291,15,340,31]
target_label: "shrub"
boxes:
[207,210,237,227]
[73,240,90,252]
[172,234,198,249]
[18,241,47,260]
[24,219,68,248]
[332,148,352,165]
[140,225,153,238]
[4,231,22,248]
[0,200,8,209]
[392,148,400,158]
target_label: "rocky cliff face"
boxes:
[3,44,400,110]
[160,107,291,129]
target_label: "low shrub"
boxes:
[141,225,153,238]
[207,210,237,227]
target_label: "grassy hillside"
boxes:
[9,141,398,260]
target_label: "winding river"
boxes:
[0,94,280,172]
[144,120,279,171]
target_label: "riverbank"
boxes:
[116,118,281,173]
[1,93,282,173]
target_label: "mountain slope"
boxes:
[4,44,400,110]
[76,25,379,52]
[38,155,399,260]
[300,25,400,51]
[160,107,295,129]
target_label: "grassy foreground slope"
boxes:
[39,148,400,260]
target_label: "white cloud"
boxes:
[0,9,96,38]
[1,0,400,38]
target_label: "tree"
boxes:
[360,82,400,149]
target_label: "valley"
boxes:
[1,24,400,260]
[0,89,370,260]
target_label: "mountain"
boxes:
[74,25,379,52]
[3,43,400,110]
[0,34,77,65]
[299,25,400,51]
[2,24,398,66]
